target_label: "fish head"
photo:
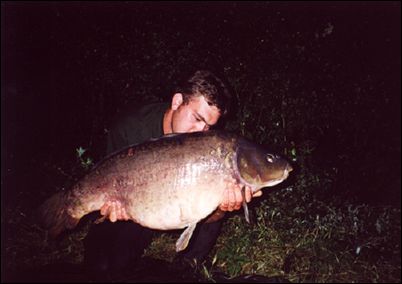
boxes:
[236,139,293,191]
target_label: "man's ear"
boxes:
[171,93,184,110]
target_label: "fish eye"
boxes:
[266,154,275,163]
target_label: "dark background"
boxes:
[1,2,400,210]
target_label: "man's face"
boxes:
[171,94,221,133]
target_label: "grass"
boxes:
[207,185,401,283]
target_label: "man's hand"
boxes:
[218,178,263,212]
[100,201,129,222]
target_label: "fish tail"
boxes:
[38,192,80,237]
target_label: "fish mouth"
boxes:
[262,163,293,187]
[283,163,293,179]
[264,178,286,187]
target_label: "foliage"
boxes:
[76,147,94,170]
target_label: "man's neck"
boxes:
[163,107,173,135]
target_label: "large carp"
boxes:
[39,130,292,251]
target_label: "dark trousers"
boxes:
[83,218,223,275]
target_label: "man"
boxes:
[83,70,262,278]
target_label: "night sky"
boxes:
[2,2,400,207]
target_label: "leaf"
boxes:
[76,147,86,158]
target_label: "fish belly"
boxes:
[126,178,226,230]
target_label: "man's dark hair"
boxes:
[174,70,232,117]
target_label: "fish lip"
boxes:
[254,165,291,189]
[262,177,286,187]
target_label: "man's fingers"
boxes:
[121,208,129,220]
[253,190,263,198]
[100,201,110,216]
[220,182,254,212]
[245,187,252,203]
[227,185,236,211]
[99,201,129,221]
[116,202,122,219]
[233,185,243,210]
[109,202,117,222]
[220,188,229,211]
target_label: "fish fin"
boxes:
[176,223,197,252]
[38,192,80,238]
[243,201,250,223]
[241,186,250,223]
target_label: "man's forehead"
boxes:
[188,95,218,109]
